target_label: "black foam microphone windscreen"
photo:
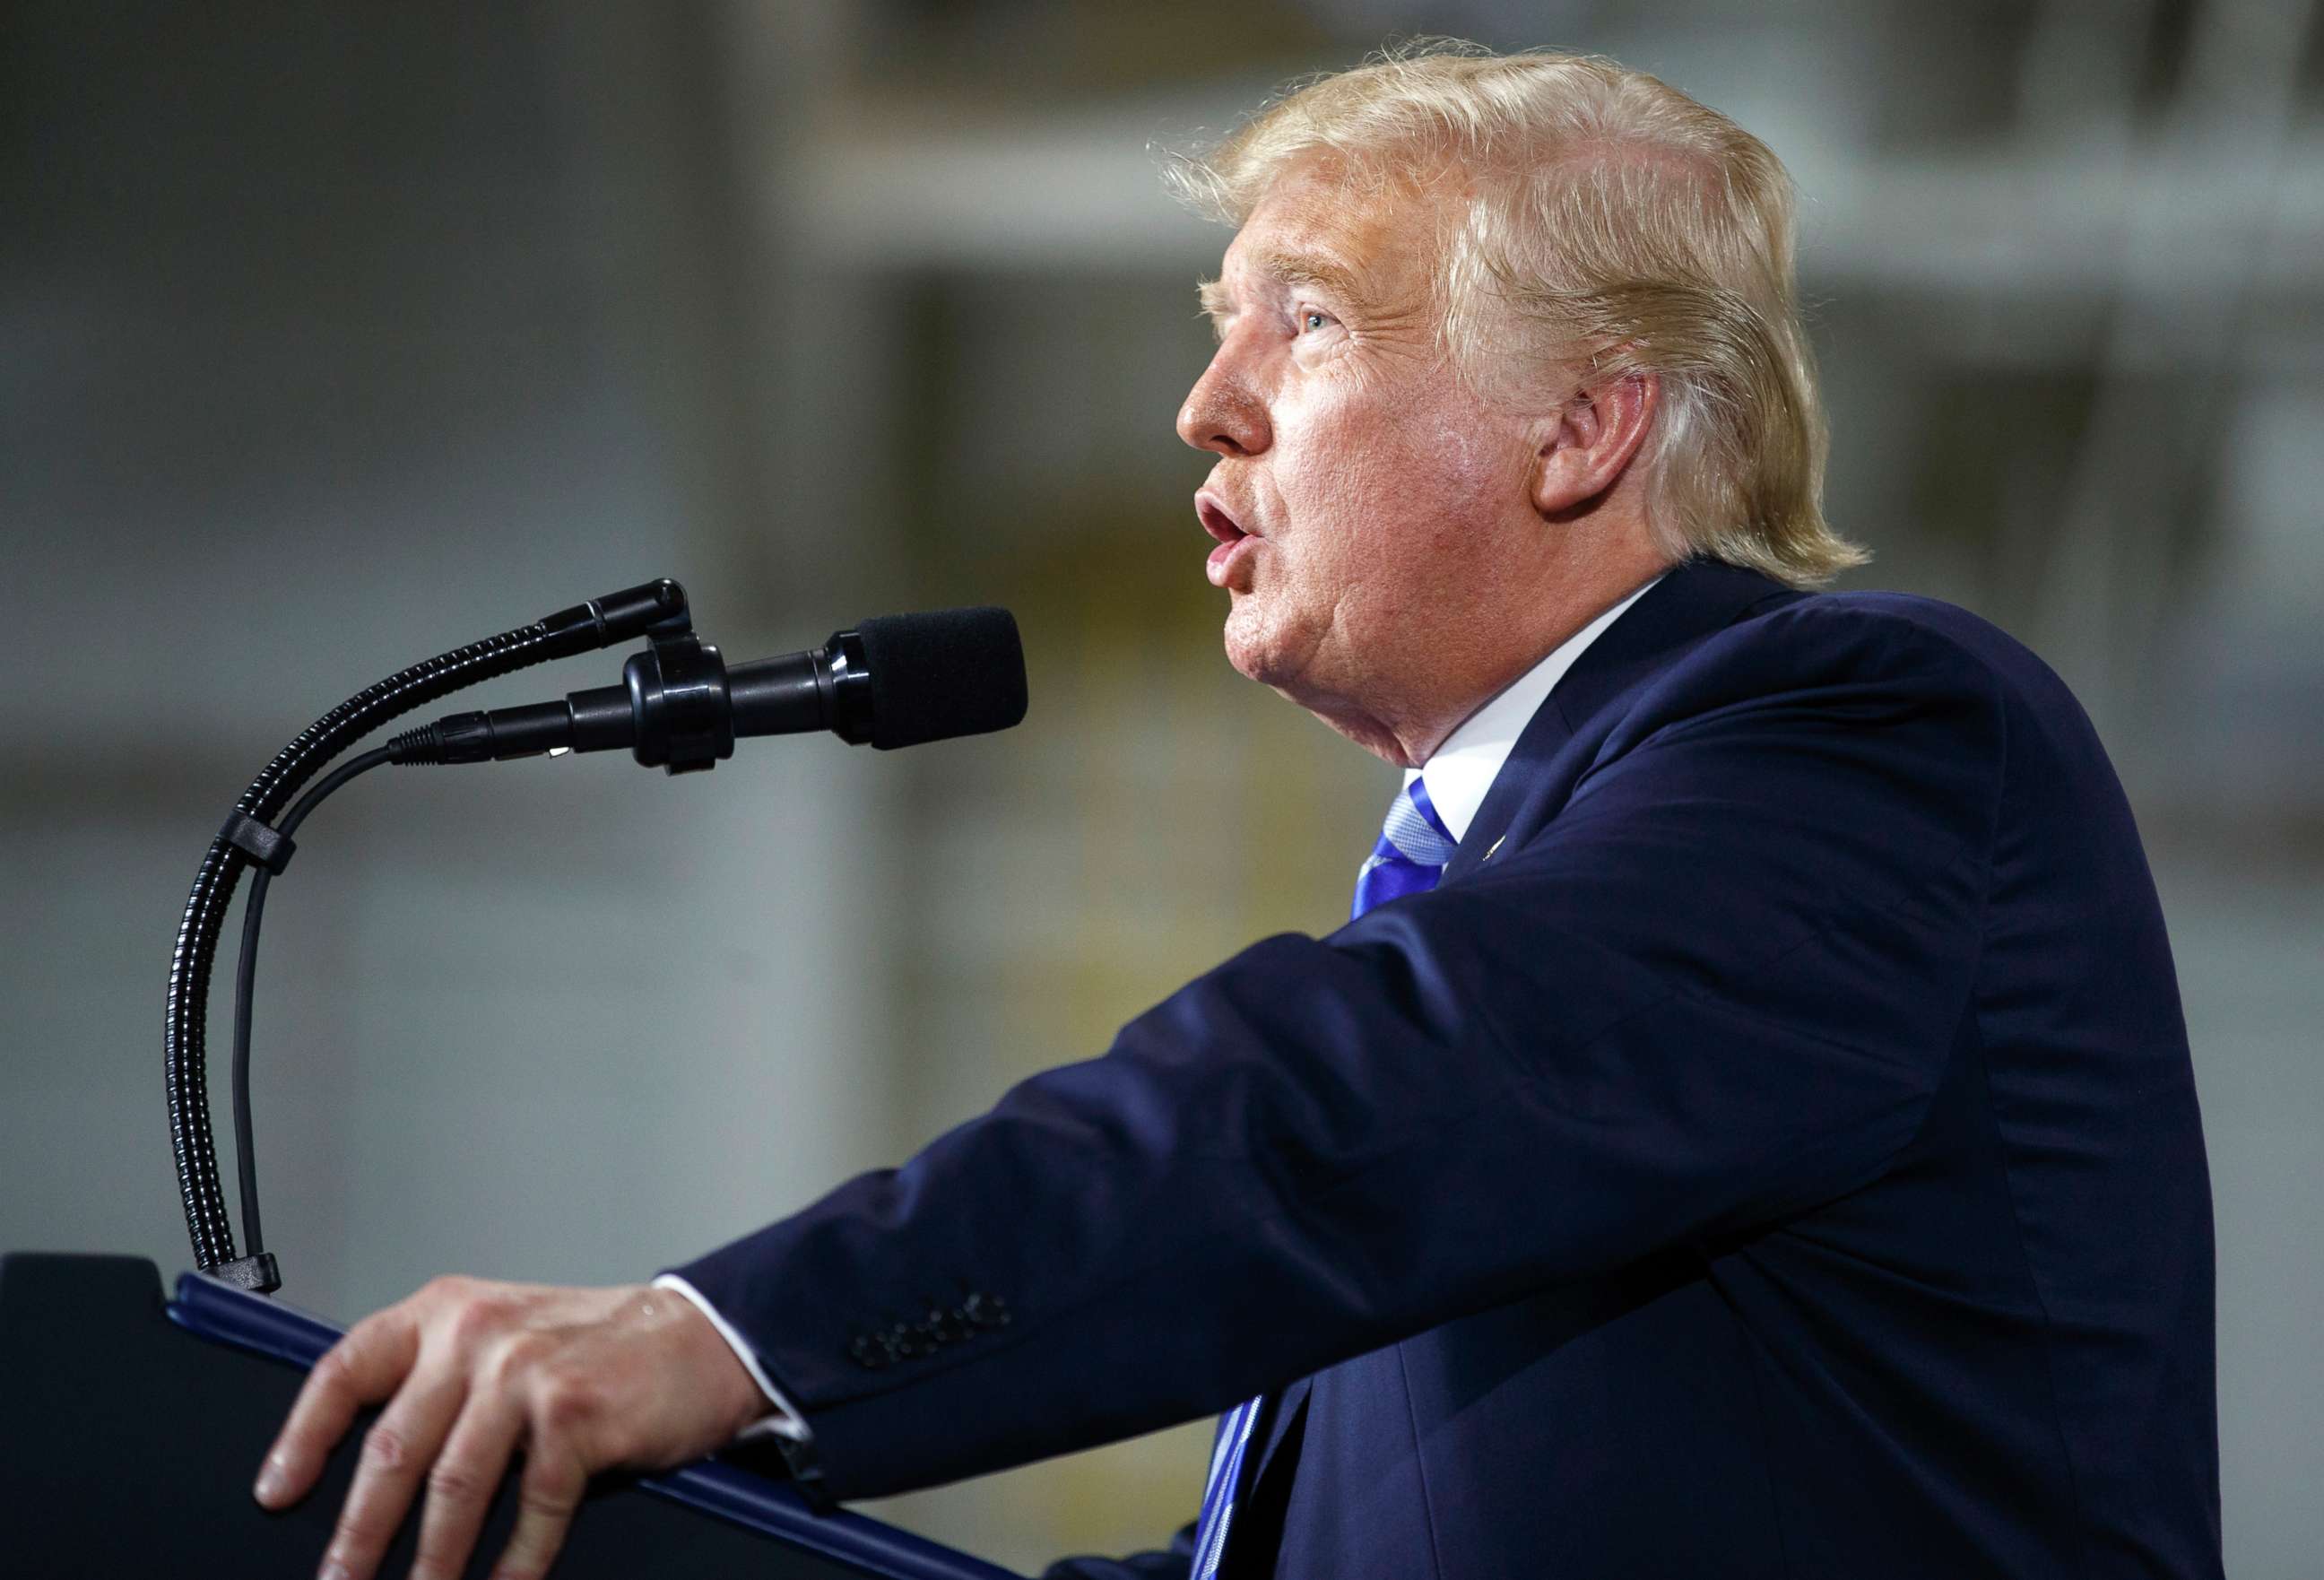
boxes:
[855,607,1028,750]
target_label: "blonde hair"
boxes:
[1165,40,1867,588]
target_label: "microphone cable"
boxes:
[227,745,395,1268]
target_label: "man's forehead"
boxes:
[1215,175,1434,302]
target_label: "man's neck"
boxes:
[1384,556,1672,767]
[1407,571,1666,838]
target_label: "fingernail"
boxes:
[317,1560,351,1580]
[253,1459,285,1506]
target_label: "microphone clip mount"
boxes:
[623,622,733,776]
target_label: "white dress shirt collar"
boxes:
[1408,574,1665,843]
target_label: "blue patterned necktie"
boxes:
[1350,776,1459,921]
[1186,777,1455,1578]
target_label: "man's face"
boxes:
[1176,161,1542,750]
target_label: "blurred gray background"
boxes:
[4,1,2318,1572]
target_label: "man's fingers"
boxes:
[490,1444,587,1580]
[248,1276,692,1580]
[256,1307,421,1508]
[408,1392,524,1580]
[313,1373,468,1580]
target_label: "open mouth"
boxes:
[1197,495,1248,547]
[1196,494,1257,588]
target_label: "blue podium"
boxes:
[0,1253,1024,1579]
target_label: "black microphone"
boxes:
[388,606,1028,773]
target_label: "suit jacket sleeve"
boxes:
[670,603,2008,1501]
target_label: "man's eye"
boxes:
[1300,309,1331,333]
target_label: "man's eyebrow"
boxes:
[1197,250,1370,338]
[1253,248,1366,300]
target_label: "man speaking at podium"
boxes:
[255,45,2222,1580]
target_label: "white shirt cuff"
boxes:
[652,1273,813,1445]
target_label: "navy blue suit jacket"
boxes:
[675,561,2222,1578]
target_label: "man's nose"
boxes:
[1176,351,1270,457]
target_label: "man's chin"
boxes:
[1220,601,1288,688]
[1222,604,1329,708]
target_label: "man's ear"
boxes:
[1530,369,1660,519]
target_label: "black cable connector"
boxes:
[386,700,588,765]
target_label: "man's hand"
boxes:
[254,1276,770,1580]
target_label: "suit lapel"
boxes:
[1440,560,1800,886]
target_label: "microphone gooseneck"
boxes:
[168,579,692,1288]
